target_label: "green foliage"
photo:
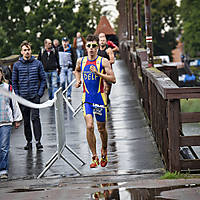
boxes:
[0,27,12,56]
[160,171,199,179]
[0,0,103,57]
[74,0,91,37]
[151,0,178,59]
[180,0,200,57]
[181,99,200,113]
[73,0,103,37]
[119,0,178,59]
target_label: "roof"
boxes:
[94,16,116,35]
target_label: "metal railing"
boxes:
[0,84,85,178]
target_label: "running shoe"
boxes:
[90,156,99,168]
[100,149,108,167]
[100,154,108,167]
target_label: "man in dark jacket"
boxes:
[12,41,46,150]
[38,38,60,100]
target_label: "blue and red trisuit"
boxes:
[80,56,107,122]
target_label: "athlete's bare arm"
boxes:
[108,41,119,52]
[106,48,114,64]
[90,58,116,84]
[112,45,119,52]
[75,58,82,88]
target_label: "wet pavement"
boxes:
[8,59,163,179]
[2,60,200,199]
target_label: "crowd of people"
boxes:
[0,32,118,179]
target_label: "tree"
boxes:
[89,0,102,32]
[74,0,103,37]
[116,0,177,59]
[0,0,27,56]
[180,0,200,57]
[151,0,178,58]
[74,0,91,37]
[0,0,103,57]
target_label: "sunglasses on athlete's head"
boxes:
[86,43,98,48]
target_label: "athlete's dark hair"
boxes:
[86,34,99,44]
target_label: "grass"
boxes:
[160,171,200,179]
[181,99,200,113]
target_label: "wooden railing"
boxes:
[120,41,200,172]
[0,55,19,71]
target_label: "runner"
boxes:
[98,32,119,53]
[75,34,116,168]
[98,34,115,106]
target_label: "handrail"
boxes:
[0,55,19,66]
[120,40,200,172]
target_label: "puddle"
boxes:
[8,188,45,193]
[91,183,120,199]
[91,183,200,200]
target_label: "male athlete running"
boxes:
[75,34,116,168]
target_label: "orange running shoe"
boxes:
[100,150,108,167]
[90,156,99,168]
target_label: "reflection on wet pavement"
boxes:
[91,183,120,199]
[91,182,200,200]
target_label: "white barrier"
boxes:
[0,86,85,178]
[62,78,83,117]
[0,87,55,108]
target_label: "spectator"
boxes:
[0,67,22,179]
[53,39,60,51]
[12,41,46,151]
[53,39,61,87]
[38,38,60,100]
[0,65,12,84]
[58,37,76,102]
[99,32,119,53]
[73,32,86,58]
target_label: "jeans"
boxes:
[60,67,73,97]
[0,125,12,175]
[45,71,58,100]
[76,49,84,58]
[20,95,42,144]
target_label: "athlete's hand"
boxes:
[90,66,98,75]
[75,80,82,88]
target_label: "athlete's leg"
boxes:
[97,121,108,155]
[104,81,112,105]
[84,114,97,156]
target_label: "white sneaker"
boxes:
[67,97,72,102]
[0,174,8,179]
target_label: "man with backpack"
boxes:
[38,38,60,100]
